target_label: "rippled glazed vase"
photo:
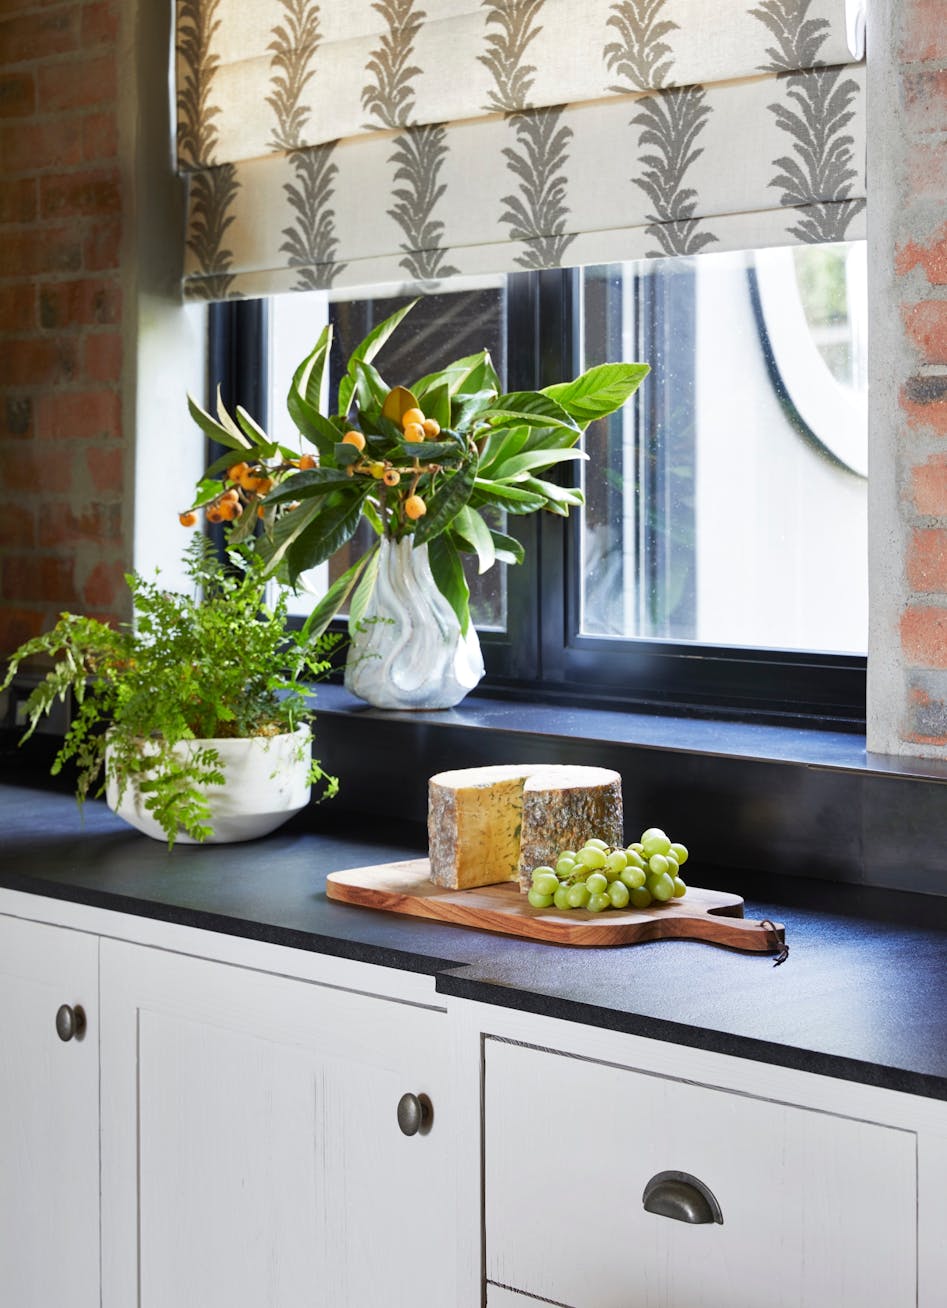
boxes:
[344,537,485,710]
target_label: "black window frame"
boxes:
[207,268,867,731]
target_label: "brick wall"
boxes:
[890,0,947,750]
[0,0,126,655]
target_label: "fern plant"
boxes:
[0,537,338,847]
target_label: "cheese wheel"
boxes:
[428,763,623,891]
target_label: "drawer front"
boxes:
[485,1039,916,1308]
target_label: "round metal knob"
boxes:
[55,1004,87,1043]
[396,1091,433,1137]
[642,1170,723,1225]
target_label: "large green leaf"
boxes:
[254,499,322,576]
[451,388,495,432]
[520,475,585,508]
[297,325,333,410]
[352,357,389,412]
[286,487,369,583]
[427,533,471,635]
[489,446,588,481]
[488,528,525,566]
[300,546,376,641]
[348,546,382,633]
[543,362,650,425]
[264,468,353,504]
[422,380,451,432]
[187,394,250,451]
[452,505,496,575]
[477,424,530,477]
[470,477,547,514]
[338,299,417,416]
[479,390,579,433]
[235,406,278,454]
[413,350,500,400]
[413,455,478,546]
[287,387,343,460]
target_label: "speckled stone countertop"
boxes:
[4,780,947,1102]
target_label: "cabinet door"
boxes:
[100,939,454,1308]
[485,1039,917,1308]
[0,914,99,1308]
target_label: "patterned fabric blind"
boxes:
[176,0,866,301]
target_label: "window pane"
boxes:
[268,278,508,631]
[579,245,868,655]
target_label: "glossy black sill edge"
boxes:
[308,682,947,785]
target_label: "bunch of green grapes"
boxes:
[527,827,689,913]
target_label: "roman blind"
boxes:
[176,0,866,301]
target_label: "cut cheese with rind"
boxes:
[428,763,623,891]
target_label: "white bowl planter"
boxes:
[105,726,312,844]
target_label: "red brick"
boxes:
[913,454,947,516]
[2,395,32,438]
[901,0,947,63]
[82,217,120,270]
[903,301,947,365]
[35,387,120,439]
[0,6,80,64]
[38,500,122,547]
[81,557,124,609]
[0,70,34,117]
[0,336,77,386]
[0,501,34,548]
[85,443,122,491]
[0,608,46,658]
[82,330,121,382]
[907,143,947,203]
[900,377,947,433]
[40,166,121,220]
[39,276,121,328]
[1,552,76,604]
[0,225,82,276]
[0,175,36,222]
[36,51,115,111]
[2,442,72,490]
[896,223,947,286]
[0,116,82,172]
[901,604,947,668]
[908,527,947,592]
[0,282,35,333]
[81,0,118,47]
[903,68,947,134]
[81,109,117,161]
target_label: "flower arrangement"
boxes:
[182,300,649,641]
[0,538,338,847]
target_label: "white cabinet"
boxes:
[100,937,455,1308]
[484,1038,917,1308]
[0,914,99,1308]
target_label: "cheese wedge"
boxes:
[428,763,623,891]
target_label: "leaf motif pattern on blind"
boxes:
[174,0,866,301]
[362,0,459,281]
[482,0,577,271]
[268,0,346,290]
[752,0,865,242]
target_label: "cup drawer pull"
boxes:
[642,1170,723,1225]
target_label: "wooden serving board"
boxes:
[326,858,786,953]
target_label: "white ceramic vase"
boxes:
[343,537,485,710]
[105,726,312,844]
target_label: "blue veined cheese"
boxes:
[428,764,623,891]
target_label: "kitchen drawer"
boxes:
[485,1038,916,1308]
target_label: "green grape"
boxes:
[570,866,590,883]
[628,841,644,854]
[664,850,679,871]
[670,843,688,866]
[554,884,572,910]
[648,853,670,877]
[604,849,628,874]
[587,891,610,913]
[648,872,675,902]
[566,882,591,909]
[576,847,606,871]
[608,880,630,909]
[531,869,560,896]
[555,856,577,878]
[527,887,555,908]
[559,850,577,862]
[619,864,646,890]
[672,877,687,899]
[583,838,610,851]
[624,849,646,870]
[641,829,671,859]
[585,872,608,895]
[629,886,653,909]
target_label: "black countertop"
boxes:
[4,781,947,1103]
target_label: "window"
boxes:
[208,244,868,728]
